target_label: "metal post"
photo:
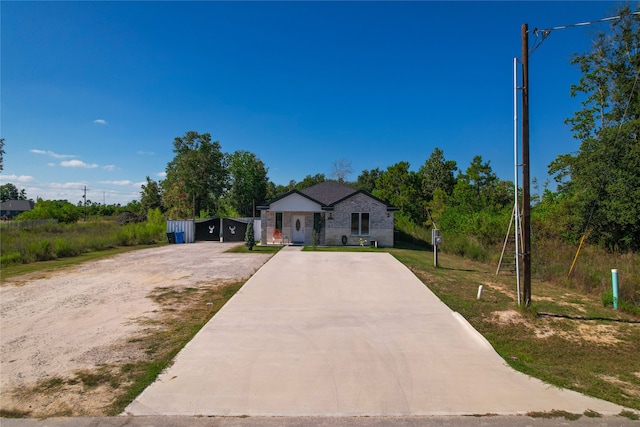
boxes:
[432,228,438,267]
[612,269,619,310]
[513,57,521,307]
[521,24,532,307]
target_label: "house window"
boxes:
[275,212,282,231]
[351,212,369,235]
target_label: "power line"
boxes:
[529,10,640,55]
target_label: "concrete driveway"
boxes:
[125,250,626,416]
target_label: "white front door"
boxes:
[292,215,305,243]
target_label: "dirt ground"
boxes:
[0,242,272,417]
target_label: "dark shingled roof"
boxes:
[299,181,356,205]
[0,200,34,212]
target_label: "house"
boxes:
[0,199,34,219]
[257,181,398,247]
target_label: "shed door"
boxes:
[292,215,305,244]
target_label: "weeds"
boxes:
[527,410,582,420]
[0,220,165,268]
[620,410,640,420]
[0,409,32,418]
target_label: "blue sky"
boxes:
[1,1,630,206]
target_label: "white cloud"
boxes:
[137,150,155,156]
[48,163,56,167]
[30,149,76,159]
[0,174,35,183]
[49,182,87,189]
[156,171,167,178]
[93,119,108,125]
[60,160,98,168]
[99,180,134,186]
[103,165,116,171]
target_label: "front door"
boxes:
[292,215,305,244]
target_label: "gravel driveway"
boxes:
[0,242,272,416]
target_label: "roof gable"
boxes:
[299,181,356,205]
[330,189,399,211]
[270,192,322,212]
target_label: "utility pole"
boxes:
[521,24,532,306]
[83,185,88,222]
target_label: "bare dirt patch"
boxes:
[0,242,272,417]
[489,310,623,344]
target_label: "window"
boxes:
[350,212,369,235]
[275,212,282,231]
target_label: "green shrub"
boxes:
[601,290,614,307]
[54,238,80,258]
[0,252,22,267]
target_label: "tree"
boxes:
[226,150,269,217]
[355,168,382,193]
[162,131,227,219]
[331,158,353,183]
[140,176,163,216]
[452,155,501,212]
[417,147,457,200]
[372,161,420,222]
[549,5,640,250]
[295,173,325,190]
[18,198,80,223]
[0,183,20,202]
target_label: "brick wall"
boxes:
[325,193,394,247]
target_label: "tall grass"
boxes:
[394,217,639,313]
[0,218,165,268]
[533,238,640,314]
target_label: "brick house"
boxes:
[257,181,398,247]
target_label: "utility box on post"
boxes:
[432,228,442,267]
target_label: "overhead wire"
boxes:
[528,10,640,56]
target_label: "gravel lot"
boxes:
[0,242,272,416]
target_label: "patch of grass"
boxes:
[225,244,282,254]
[620,409,640,420]
[302,245,382,252]
[527,410,582,420]
[74,367,120,390]
[583,409,602,418]
[0,409,32,418]
[31,376,66,392]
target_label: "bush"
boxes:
[0,252,22,267]
[441,233,487,262]
[54,238,80,258]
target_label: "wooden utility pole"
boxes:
[83,185,87,222]
[521,24,532,306]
